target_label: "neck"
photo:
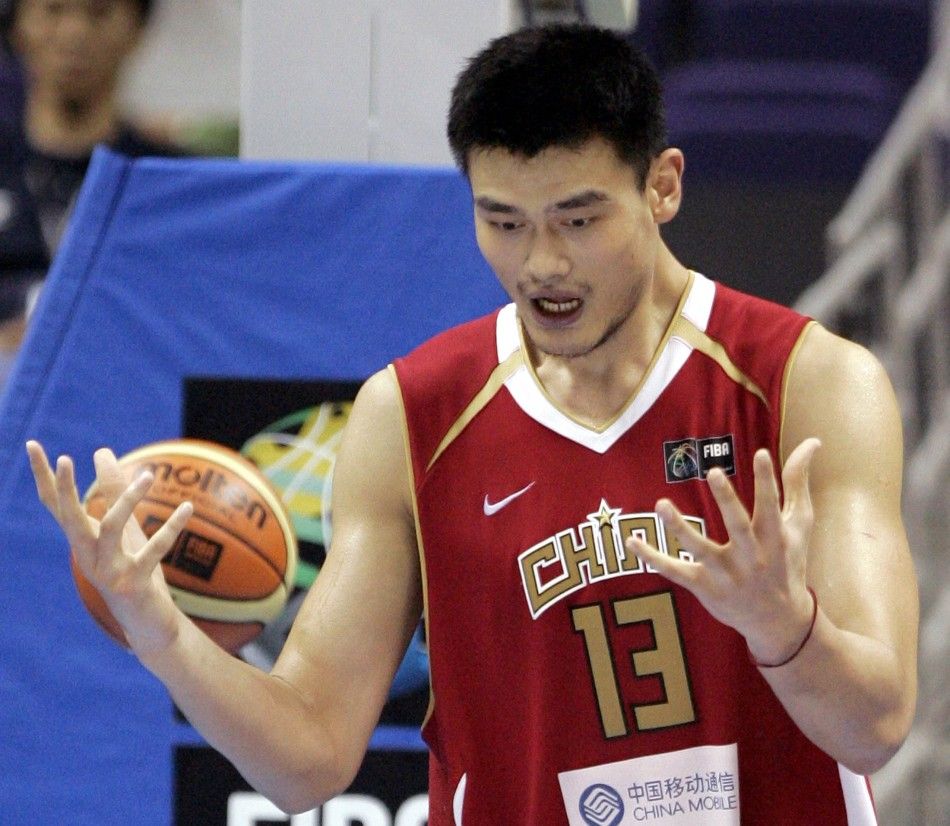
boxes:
[25,89,121,156]
[530,246,691,428]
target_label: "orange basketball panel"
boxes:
[84,491,285,601]
[121,453,290,573]
[136,498,283,601]
[74,439,298,655]
[191,618,264,654]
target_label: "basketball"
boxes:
[72,438,298,654]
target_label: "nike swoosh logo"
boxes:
[483,482,535,516]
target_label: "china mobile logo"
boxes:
[579,784,625,826]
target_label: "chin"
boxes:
[529,332,598,360]
[541,320,628,361]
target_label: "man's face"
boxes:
[13,0,143,104]
[469,137,661,361]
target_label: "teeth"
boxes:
[537,298,581,314]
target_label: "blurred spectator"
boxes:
[0,0,184,369]
[0,136,45,383]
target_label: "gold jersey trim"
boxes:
[425,349,524,472]
[670,316,769,408]
[389,363,436,729]
[516,272,697,434]
[779,319,818,464]
[419,273,775,464]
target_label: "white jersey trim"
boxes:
[496,273,716,454]
[681,269,715,330]
[453,772,467,825]
[838,765,878,825]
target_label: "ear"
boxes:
[647,148,684,224]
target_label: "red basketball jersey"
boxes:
[393,273,877,825]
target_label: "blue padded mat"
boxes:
[0,148,504,824]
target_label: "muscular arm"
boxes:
[758,324,918,773]
[630,324,918,774]
[30,369,421,813]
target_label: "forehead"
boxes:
[467,138,639,210]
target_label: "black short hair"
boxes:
[1,0,154,47]
[447,24,666,187]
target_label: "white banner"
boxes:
[558,744,740,825]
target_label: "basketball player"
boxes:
[26,24,918,825]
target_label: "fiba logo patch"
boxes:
[579,783,625,826]
[664,440,699,481]
[664,435,736,482]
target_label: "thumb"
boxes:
[781,437,821,514]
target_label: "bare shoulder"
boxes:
[782,323,903,467]
[350,366,404,425]
[782,322,915,620]
[788,323,894,398]
[332,367,412,517]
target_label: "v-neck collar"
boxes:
[496,272,716,453]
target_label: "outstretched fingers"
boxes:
[626,500,709,588]
[781,438,821,518]
[748,449,784,550]
[25,441,59,515]
[52,454,97,549]
[139,500,193,568]
[779,438,821,556]
[657,499,714,561]
[93,447,132,507]
[627,535,693,588]
[707,467,756,549]
[96,471,155,553]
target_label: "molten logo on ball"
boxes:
[75,438,298,654]
[143,459,271,530]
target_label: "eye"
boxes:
[490,220,524,232]
[565,216,594,229]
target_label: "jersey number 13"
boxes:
[572,591,696,739]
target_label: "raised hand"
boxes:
[26,440,192,655]
[628,438,822,667]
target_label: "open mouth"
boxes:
[533,297,582,318]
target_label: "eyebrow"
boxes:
[552,190,609,211]
[474,190,609,214]
[474,197,518,213]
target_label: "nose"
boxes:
[524,226,570,283]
